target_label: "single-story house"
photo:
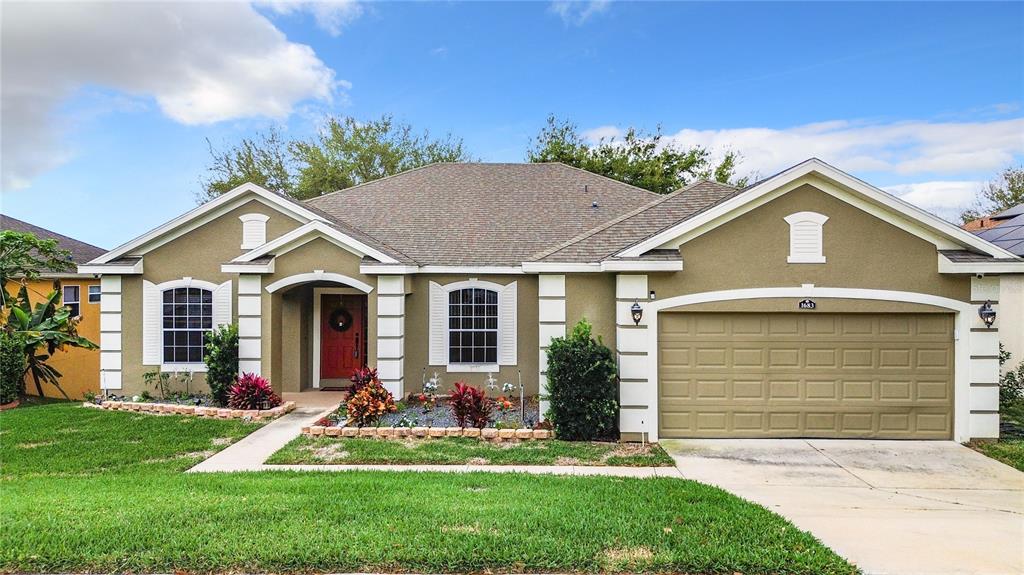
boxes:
[968,203,1024,370]
[2,214,106,399]
[80,159,1024,441]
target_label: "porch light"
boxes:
[978,300,997,328]
[630,300,643,326]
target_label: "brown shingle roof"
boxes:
[536,180,742,262]
[305,163,660,266]
[1,214,106,266]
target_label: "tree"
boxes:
[527,115,747,194]
[0,231,73,308]
[960,166,1024,223]
[5,285,97,398]
[201,115,472,202]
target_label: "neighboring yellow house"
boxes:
[2,215,105,399]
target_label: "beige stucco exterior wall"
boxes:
[115,199,303,396]
[648,184,970,301]
[404,274,540,395]
[564,273,616,348]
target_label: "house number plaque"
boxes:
[798,299,816,310]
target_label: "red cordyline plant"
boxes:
[348,366,378,396]
[449,381,493,428]
[346,378,396,427]
[227,373,282,410]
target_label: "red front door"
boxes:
[320,294,366,380]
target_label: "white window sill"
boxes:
[787,256,826,264]
[446,363,500,373]
[160,363,208,373]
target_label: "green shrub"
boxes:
[0,331,26,404]
[203,323,238,406]
[545,319,618,441]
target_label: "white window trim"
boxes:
[239,213,270,250]
[87,284,101,304]
[429,279,517,370]
[784,211,828,264]
[144,277,232,373]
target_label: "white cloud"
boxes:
[549,1,610,26]
[883,181,982,222]
[581,125,623,141]
[259,0,363,36]
[1,2,343,190]
[658,118,1024,178]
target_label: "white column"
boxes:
[537,275,566,420]
[376,276,405,397]
[99,275,122,392]
[616,274,651,437]
[237,275,262,375]
[968,276,1001,438]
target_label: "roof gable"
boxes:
[616,159,1018,260]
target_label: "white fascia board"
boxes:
[937,254,1024,274]
[221,261,276,274]
[359,264,525,275]
[616,158,1018,259]
[521,262,602,273]
[599,260,683,272]
[234,220,400,265]
[360,264,421,275]
[90,183,324,264]
[78,259,144,275]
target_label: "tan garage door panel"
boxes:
[658,313,954,439]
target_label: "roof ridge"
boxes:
[548,162,662,198]
[528,179,713,261]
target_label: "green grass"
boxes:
[971,439,1024,471]
[0,403,856,574]
[267,435,676,466]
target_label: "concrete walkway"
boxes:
[663,439,1024,575]
[188,406,333,472]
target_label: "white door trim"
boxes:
[641,287,974,442]
[312,287,365,389]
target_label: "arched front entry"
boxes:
[638,287,974,442]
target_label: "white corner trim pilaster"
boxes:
[99,275,122,391]
[237,275,262,376]
[615,275,651,437]
[537,275,565,420]
[968,276,1001,438]
[376,275,406,397]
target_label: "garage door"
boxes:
[658,312,954,439]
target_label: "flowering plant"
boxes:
[346,379,396,427]
[348,366,378,396]
[227,373,282,410]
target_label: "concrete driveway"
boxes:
[662,439,1024,575]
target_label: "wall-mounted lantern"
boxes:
[630,300,643,326]
[978,300,997,328]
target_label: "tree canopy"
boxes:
[0,231,72,308]
[527,115,747,194]
[201,115,472,202]
[960,166,1024,223]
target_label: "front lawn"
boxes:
[970,439,1024,471]
[0,403,856,574]
[267,435,676,466]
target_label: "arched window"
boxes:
[162,287,213,363]
[448,287,498,364]
[784,211,829,263]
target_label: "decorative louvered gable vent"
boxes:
[239,213,270,250]
[784,211,828,263]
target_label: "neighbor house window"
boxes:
[62,285,80,317]
[87,285,101,303]
[448,287,498,364]
[162,287,212,363]
[784,211,829,263]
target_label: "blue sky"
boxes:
[2,1,1022,249]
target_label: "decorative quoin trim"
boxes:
[537,275,565,421]
[615,274,650,437]
[376,276,406,397]
[99,275,123,391]
[237,275,262,376]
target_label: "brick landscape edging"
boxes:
[83,400,296,420]
[301,425,551,441]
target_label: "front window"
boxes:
[87,285,101,303]
[62,285,80,317]
[162,287,212,363]
[448,287,497,364]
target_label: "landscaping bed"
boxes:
[85,398,295,420]
[269,436,676,466]
[0,402,856,574]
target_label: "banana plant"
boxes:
[5,284,97,398]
